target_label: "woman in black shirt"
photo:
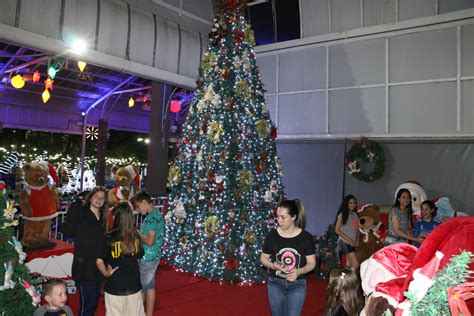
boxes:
[64,186,109,316]
[260,199,316,316]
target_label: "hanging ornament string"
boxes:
[345,137,385,182]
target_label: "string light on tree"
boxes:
[128,97,135,108]
[163,0,284,283]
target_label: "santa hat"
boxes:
[360,243,418,296]
[408,251,444,301]
[372,277,406,308]
[395,251,445,316]
[357,204,372,213]
[38,161,60,187]
[395,181,427,201]
[126,165,140,188]
[0,181,6,194]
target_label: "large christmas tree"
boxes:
[0,181,39,315]
[163,0,285,283]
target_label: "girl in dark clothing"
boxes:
[324,267,364,316]
[96,202,144,315]
[64,186,109,316]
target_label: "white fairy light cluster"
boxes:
[163,4,284,284]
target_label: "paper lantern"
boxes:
[33,70,40,83]
[47,66,57,80]
[77,61,87,72]
[42,89,51,103]
[11,74,25,89]
[44,77,54,90]
[170,100,182,113]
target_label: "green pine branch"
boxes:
[408,251,473,316]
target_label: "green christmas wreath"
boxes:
[346,138,385,182]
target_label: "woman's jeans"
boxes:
[267,276,307,316]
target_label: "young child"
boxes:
[334,195,360,269]
[413,200,440,247]
[96,202,145,316]
[34,278,73,316]
[323,267,364,316]
[133,191,165,316]
[385,189,424,246]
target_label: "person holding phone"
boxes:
[260,199,316,316]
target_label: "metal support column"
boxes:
[96,119,108,186]
[145,81,172,196]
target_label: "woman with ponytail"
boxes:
[260,199,316,316]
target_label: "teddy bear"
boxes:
[108,165,140,207]
[356,204,387,263]
[20,162,59,249]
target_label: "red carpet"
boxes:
[94,264,328,315]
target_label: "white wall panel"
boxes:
[155,17,179,73]
[63,0,97,45]
[256,55,277,94]
[331,0,360,32]
[390,28,456,82]
[462,80,474,132]
[300,0,329,37]
[330,38,385,87]
[399,0,435,21]
[278,47,325,92]
[278,93,326,134]
[462,25,474,77]
[181,0,214,22]
[0,0,16,26]
[98,0,128,59]
[390,82,457,133]
[329,87,385,134]
[129,7,155,67]
[277,142,345,235]
[363,0,396,27]
[439,0,474,14]
[163,0,180,6]
[19,0,61,39]
[179,26,201,78]
[265,95,277,124]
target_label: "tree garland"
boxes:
[406,251,473,316]
[346,138,385,182]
